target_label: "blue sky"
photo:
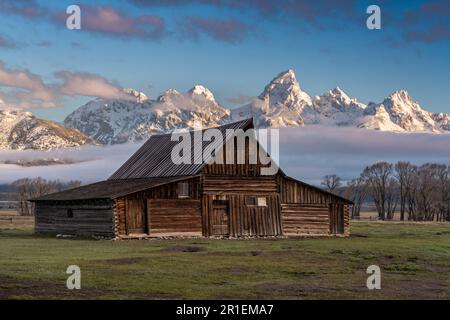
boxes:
[0,0,449,122]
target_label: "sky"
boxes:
[0,0,449,122]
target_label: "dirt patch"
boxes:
[0,275,108,300]
[255,282,337,295]
[105,257,147,265]
[162,245,206,253]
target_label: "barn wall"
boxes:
[113,177,201,237]
[278,176,351,237]
[34,200,115,238]
[148,199,202,235]
[281,204,330,236]
[202,175,282,237]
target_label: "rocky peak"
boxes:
[188,85,216,103]
[122,88,148,103]
[258,69,312,112]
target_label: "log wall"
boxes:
[34,200,115,238]
[114,177,201,237]
[148,199,202,235]
[281,204,330,236]
[278,176,351,237]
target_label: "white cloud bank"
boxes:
[0,126,449,185]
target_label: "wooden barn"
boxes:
[31,119,352,239]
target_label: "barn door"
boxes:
[125,198,147,234]
[211,200,230,236]
[329,204,344,235]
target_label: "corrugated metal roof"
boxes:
[31,176,197,201]
[109,118,254,179]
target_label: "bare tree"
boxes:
[12,178,81,216]
[394,162,416,221]
[321,174,342,193]
[344,177,368,219]
[435,164,450,222]
[385,178,399,220]
[361,162,393,220]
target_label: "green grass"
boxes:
[0,222,449,299]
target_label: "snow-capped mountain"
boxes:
[308,87,367,126]
[0,109,94,150]
[232,69,309,127]
[64,86,230,145]
[232,69,449,134]
[57,69,450,148]
[358,90,448,133]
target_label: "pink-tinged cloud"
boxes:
[54,5,166,40]
[55,71,133,101]
[0,62,58,109]
[179,16,251,44]
[0,0,46,18]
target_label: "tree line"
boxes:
[321,162,450,222]
[12,178,81,216]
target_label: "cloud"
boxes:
[0,35,17,49]
[35,40,52,47]
[178,16,251,44]
[402,1,450,44]
[0,0,46,19]
[0,62,58,109]
[1,126,449,186]
[0,143,142,184]
[278,126,450,185]
[0,60,136,109]
[54,71,133,100]
[52,5,166,40]
[131,0,359,29]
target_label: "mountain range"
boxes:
[0,70,449,150]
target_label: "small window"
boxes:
[245,196,257,206]
[214,195,227,201]
[67,209,74,218]
[257,197,267,207]
[178,182,190,198]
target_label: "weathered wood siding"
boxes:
[203,135,273,177]
[281,204,330,236]
[202,176,282,237]
[278,176,348,204]
[35,200,115,238]
[114,177,201,237]
[278,176,350,236]
[148,199,202,235]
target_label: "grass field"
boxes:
[0,220,449,300]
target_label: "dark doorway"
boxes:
[211,200,230,236]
